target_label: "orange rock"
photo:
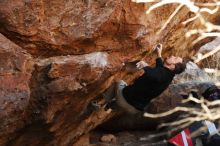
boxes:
[0,33,33,146]
[0,0,219,146]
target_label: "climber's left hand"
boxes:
[136,61,149,69]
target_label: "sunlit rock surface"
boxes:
[1,0,218,58]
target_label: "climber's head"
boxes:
[164,56,186,74]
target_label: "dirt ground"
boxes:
[73,129,170,146]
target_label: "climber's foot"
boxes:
[104,98,118,111]
[102,83,116,102]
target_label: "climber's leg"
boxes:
[115,80,140,114]
[86,82,117,112]
[102,82,116,102]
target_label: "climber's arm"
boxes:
[155,44,164,67]
[156,57,163,67]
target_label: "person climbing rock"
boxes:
[116,44,186,114]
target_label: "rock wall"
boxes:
[1,0,216,58]
[0,34,33,146]
[0,0,219,146]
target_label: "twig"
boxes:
[132,0,220,45]
[182,13,199,25]
[157,4,184,34]
[194,45,220,63]
[144,106,203,118]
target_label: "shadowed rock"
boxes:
[0,33,33,146]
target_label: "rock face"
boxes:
[0,0,219,146]
[0,34,33,146]
[0,0,146,57]
[26,52,123,146]
[1,0,217,58]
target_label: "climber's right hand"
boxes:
[154,43,162,57]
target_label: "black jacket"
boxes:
[122,58,175,111]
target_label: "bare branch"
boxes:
[182,14,199,25]
[144,106,204,118]
[194,44,220,63]
[157,4,184,34]
[195,2,220,7]
[132,0,220,132]
[132,0,220,45]
[132,0,199,13]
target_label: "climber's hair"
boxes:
[173,60,186,74]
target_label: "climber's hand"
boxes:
[153,43,162,57]
[136,61,149,69]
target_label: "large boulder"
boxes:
[9,52,126,146]
[0,0,219,146]
[0,33,33,146]
[1,0,218,58]
[0,0,146,57]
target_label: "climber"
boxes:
[116,44,186,114]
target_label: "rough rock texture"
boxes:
[0,0,147,57]
[0,0,219,146]
[10,52,125,146]
[1,0,218,58]
[0,34,33,146]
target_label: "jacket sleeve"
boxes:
[156,57,163,67]
[143,66,162,82]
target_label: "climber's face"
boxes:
[165,56,183,66]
